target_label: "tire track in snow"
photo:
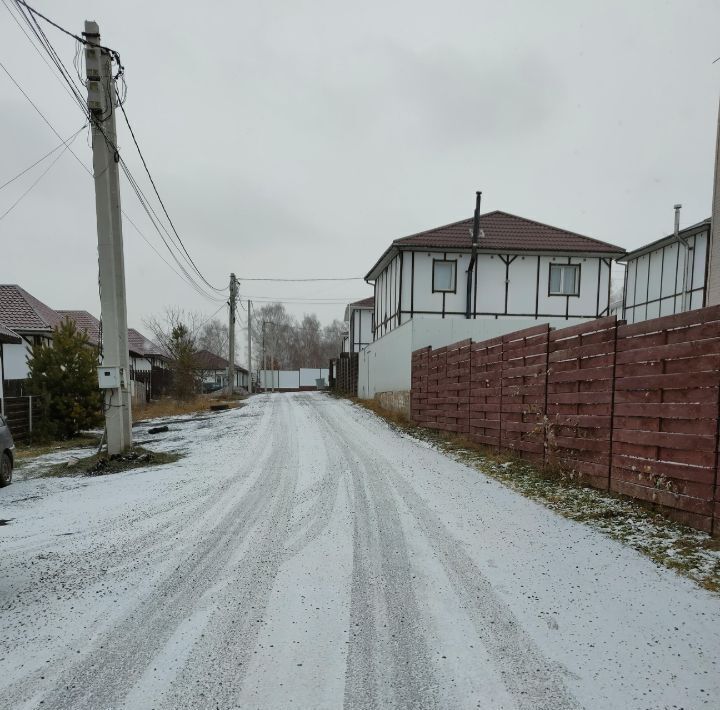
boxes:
[10,399,287,709]
[294,398,439,710]
[1,405,274,614]
[157,396,302,707]
[315,397,580,710]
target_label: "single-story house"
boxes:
[0,284,64,396]
[620,217,711,324]
[59,311,170,401]
[193,349,249,390]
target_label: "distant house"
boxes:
[343,296,374,353]
[59,310,170,401]
[364,210,625,339]
[193,349,249,390]
[620,218,710,324]
[0,284,64,396]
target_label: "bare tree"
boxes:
[144,308,203,400]
[246,305,351,371]
[197,319,229,357]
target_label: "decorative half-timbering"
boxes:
[364,211,624,340]
[621,218,711,324]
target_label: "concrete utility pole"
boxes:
[247,299,253,393]
[227,273,237,394]
[85,20,132,455]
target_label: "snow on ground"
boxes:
[1,392,719,709]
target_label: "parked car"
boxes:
[0,415,15,487]
[202,382,224,394]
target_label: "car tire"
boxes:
[0,452,12,487]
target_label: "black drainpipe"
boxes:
[466,191,482,318]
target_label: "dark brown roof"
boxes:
[127,328,168,359]
[0,285,63,333]
[0,322,21,344]
[366,210,625,279]
[396,211,623,252]
[348,296,374,309]
[193,349,247,373]
[344,295,374,321]
[57,310,101,346]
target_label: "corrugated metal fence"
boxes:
[411,306,720,535]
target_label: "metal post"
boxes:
[247,299,253,393]
[262,321,266,391]
[271,323,275,393]
[227,273,236,394]
[85,21,132,455]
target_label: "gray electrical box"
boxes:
[97,366,125,389]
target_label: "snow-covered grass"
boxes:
[353,398,720,593]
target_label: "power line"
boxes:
[0,124,84,191]
[0,55,224,303]
[0,124,84,221]
[0,57,90,175]
[6,1,226,301]
[239,276,364,282]
[117,101,227,294]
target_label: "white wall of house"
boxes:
[623,227,709,324]
[358,314,591,399]
[3,341,32,380]
[373,250,612,339]
[131,356,152,372]
[348,308,373,352]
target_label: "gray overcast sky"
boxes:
[2,0,719,357]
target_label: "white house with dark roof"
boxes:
[365,210,625,339]
[0,285,64,395]
[343,296,374,353]
[358,208,625,409]
[620,217,710,324]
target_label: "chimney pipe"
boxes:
[674,203,682,239]
[466,191,482,318]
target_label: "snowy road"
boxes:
[1,393,719,709]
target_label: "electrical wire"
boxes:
[239,276,364,282]
[0,124,84,191]
[0,56,224,304]
[0,125,84,221]
[117,101,227,294]
[8,0,226,300]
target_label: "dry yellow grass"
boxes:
[133,396,243,422]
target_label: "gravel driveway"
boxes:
[1,393,718,709]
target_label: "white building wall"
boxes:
[349,308,373,352]
[3,342,31,380]
[375,250,612,339]
[358,314,589,399]
[623,229,709,324]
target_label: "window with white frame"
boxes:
[549,263,580,296]
[432,259,456,292]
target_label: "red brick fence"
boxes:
[411,306,720,535]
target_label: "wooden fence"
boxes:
[2,396,43,440]
[334,353,358,395]
[411,306,720,535]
